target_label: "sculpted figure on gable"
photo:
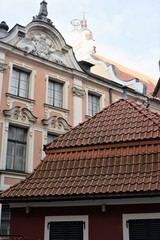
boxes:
[17,32,66,65]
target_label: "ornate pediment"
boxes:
[42,116,71,131]
[16,32,66,66]
[3,106,37,123]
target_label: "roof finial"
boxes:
[38,0,48,17]
[81,12,87,29]
[32,0,53,25]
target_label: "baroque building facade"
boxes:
[0,0,159,234]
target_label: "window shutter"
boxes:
[129,220,147,240]
[129,219,160,240]
[149,219,160,240]
[49,221,83,240]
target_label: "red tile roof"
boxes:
[1,99,160,201]
[113,65,136,81]
[45,99,160,150]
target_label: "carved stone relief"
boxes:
[73,86,86,97]
[42,116,71,132]
[16,32,66,66]
[0,62,8,72]
[3,106,37,124]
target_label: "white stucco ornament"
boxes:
[17,32,66,65]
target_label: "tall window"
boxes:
[0,204,11,235]
[6,126,27,172]
[88,93,100,117]
[11,68,29,98]
[48,80,63,108]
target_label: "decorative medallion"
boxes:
[17,32,66,66]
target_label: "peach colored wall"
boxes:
[4,177,21,185]
[0,52,77,189]
[3,54,75,125]
[33,130,43,168]
[0,122,3,157]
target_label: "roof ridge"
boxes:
[128,100,160,127]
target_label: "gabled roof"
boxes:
[1,99,160,201]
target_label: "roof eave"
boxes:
[1,191,160,204]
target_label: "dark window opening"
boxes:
[0,204,11,235]
[129,218,160,240]
[49,221,83,240]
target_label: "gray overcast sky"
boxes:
[0,0,160,80]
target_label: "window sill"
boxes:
[44,103,69,113]
[0,169,29,177]
[6,93,35,104]
[85,114,92,119]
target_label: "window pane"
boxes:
[88,94,100,116]
[10,68,29,98]
[6,126,27,172]
[16,127,27,142]
[19,72,29,98]
[1,221,10,235]
[48,80,63,108]
[1,205,11,235]
[8,126,16,140]
[15,144,26,171]
[6,142,15,169]
[1,205,10,220]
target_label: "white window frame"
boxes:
[45,74,68,110]
[8,62,35,100]
[44,215,88,240]
[123,212,160,240]
[1,122,34,174]
[86,89,104,117]
[6,125,27,172]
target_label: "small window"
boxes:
[88,93,100,117]
[49,221,83,240]
[6,126,27,172]
[0,204,11,235]
[48,80,63,108]
[47,134,58,144]
[10,68,30,98]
